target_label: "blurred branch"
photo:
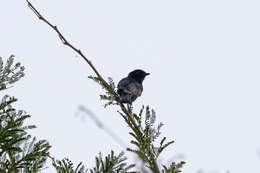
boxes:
[77,105,127,148]
[196,170,219,173]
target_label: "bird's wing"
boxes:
[117,78,130,89]
[118,78,142,96]
[128,82,142,96]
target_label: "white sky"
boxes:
[1,0,260,172]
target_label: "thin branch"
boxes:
[26,1,160,172]
[26,0,138,130]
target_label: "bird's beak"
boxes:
[145,73,150,76]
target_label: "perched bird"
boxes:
[117,69,150,104]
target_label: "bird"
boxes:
[117,69,150,104]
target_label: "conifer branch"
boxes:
[26,1,183,173]
[0,94,51,173]
[25,4,155,170]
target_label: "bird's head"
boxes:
[128,69,150,84]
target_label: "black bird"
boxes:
[117,69,150,104]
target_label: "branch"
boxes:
[26,1,161,172]
[26,0,138,130]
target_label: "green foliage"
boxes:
[0,95,51,173]
[0,55,25,91]
[162,162,185,173]
[88,76,117,108]
[52,151,136,173]
[0,56,51,173]
[52,158,87,173]
[88,75,185,173]
[128,105,169,158]
[89,150,136,173]
[121,106,184,173]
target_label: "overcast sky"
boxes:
[1,0,260,172]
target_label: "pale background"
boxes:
[1,0,260,172]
